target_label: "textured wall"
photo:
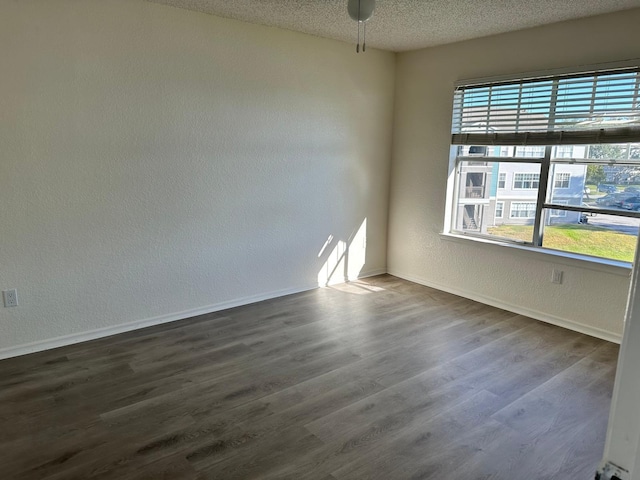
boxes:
[388,9,640,340]
[0,0,395,354]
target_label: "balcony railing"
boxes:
[464,186,485,198]
[462,209,480,231]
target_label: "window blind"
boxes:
[451,67,640,146]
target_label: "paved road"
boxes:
[585,209,640,235]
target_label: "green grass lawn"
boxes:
[487,224,636,262]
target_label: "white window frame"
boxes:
[550,200,568,217]
[447,63,640,263]
[510,202,537,219]
[554,146,574,159]
[554,173,571,189]
[515,146,546,158]
[498,173,506,189]
[495,201,504,218]
[513,173,540,190]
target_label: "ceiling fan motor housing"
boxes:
[348,0,375,22]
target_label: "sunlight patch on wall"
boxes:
[317,235,334,258]
[317,218,367,286]
[347,218,367,280]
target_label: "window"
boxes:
[555,146,574,159]
[510,202,537,218]
[468,146,487,155]
[498,173,506,189]
[515,146,545,158]
[550,200,568,217]
[449,66,640,263]
[554,173,570,189]
[464,172,485,198]
[513,173,540,189]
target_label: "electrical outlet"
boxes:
[3,289,18,307]
[597,461,630,480]
[551,269,563,284]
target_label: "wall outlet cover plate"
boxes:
[597,461,630,480]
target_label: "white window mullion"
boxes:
[533,147,553,247]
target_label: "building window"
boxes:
[448,66,640,263]
[515,146,545,158]
[554,173,570,189]
[555,146,574,158]
[513,173,540,189]
[498,173,506,189]
[550,201,568,217]
[510,202,537,218]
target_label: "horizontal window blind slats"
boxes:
[556,82,637,91]
[455,67,640,90]
[453,105,640,117]
[453,108,640,118]
[457,109,640,117]
[453,92,556,103]
[451,126,640,146]
[456,110,640,121]
[452,68,640,145]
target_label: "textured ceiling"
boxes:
[147,0,640,52]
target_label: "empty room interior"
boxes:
[3,1,640,479]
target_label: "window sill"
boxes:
[439,232,632,277]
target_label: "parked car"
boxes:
[596,193,633,207]
[596,194,616,206]
[598,184,617,193]
[621,196,640,210]
[625,186,640,194]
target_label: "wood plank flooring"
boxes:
[0,275,618,479]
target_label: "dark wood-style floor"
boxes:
[0,275,617,480]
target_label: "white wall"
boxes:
[0,1,395,356]
[388,9,640,341]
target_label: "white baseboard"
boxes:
[5,266,614,360]
[321,267,388,286]
[0,284,321,361]
[359,268,387,278]
[0,268,387,361]
[388,269,622,344]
